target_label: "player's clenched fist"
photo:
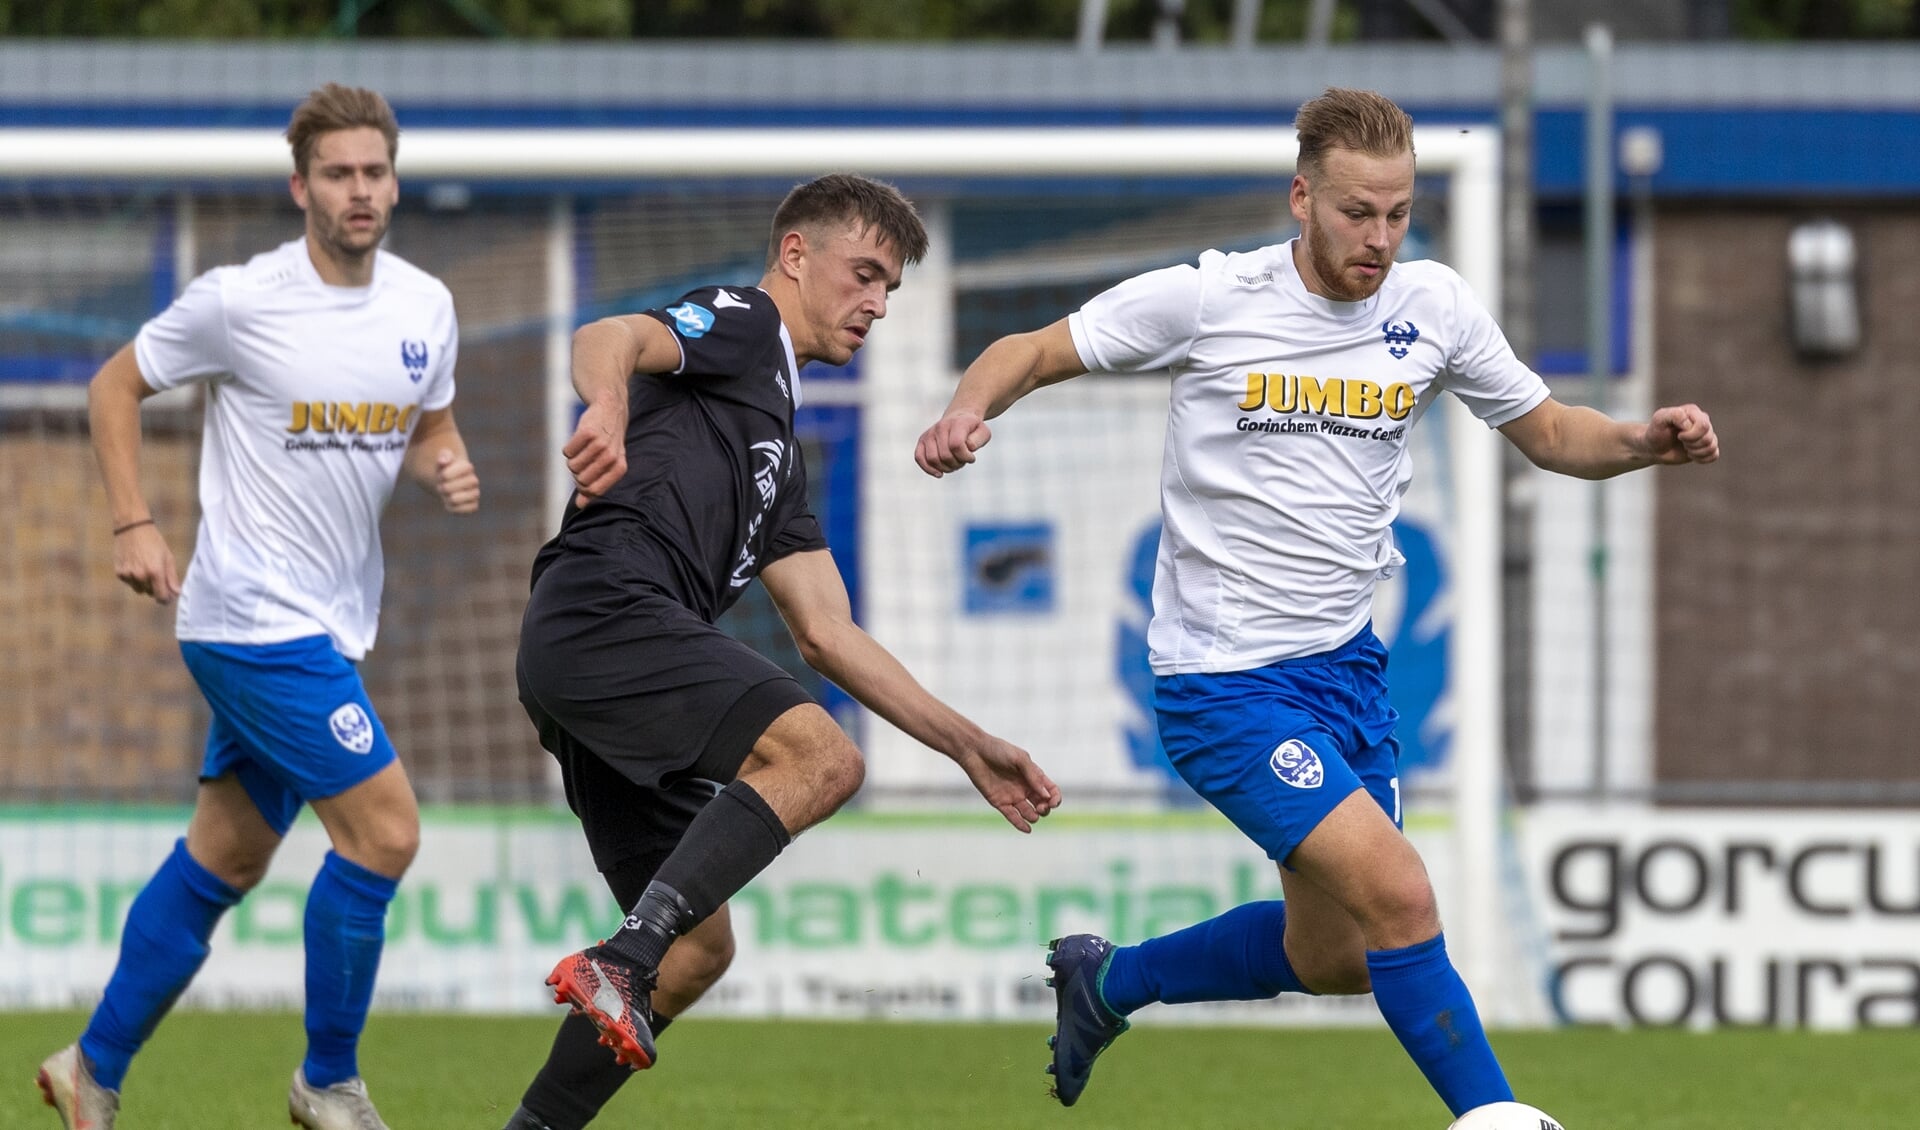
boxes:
[433,449,481,513]
[914,412,992,477]
[564,399,628,507]
[1641,403,1719,466]
[112,522,181,605]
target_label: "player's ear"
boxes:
[289,171,309,211]
[777,229,809,281]
[1288,172,1311,224]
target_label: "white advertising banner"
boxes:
[0,809,1463,1026]
[1518,806,1920,1030]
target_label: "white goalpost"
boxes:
[0,124,1528,1022]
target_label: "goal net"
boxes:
[0,125,1545,1023]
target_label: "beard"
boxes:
[1305,220,1391,302]
[312,201,390,261]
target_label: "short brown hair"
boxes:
[286,83,400,176]
[765,174,929,270]
[1294,87,1415,180]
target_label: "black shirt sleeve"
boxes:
[644,286,782,379]
[764,510,829,568]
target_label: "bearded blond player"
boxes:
[917,88,1718,1121]
[39,84,477,1130]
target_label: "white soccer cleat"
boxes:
[288,1067,391,1130]
[35,1044,119,1130]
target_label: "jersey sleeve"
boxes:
[765,509,829,566]
[133,269,234,391]
[421,292,458,412]
[1440,272,1550,427]
[644,286,781,379]
[1067,262,1204,375]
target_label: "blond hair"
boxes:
[1294,87,1415,179]
[286,83,399,176]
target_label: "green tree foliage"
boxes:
[1735,0,1920,38]
[1,0,1915,40]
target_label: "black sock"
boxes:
[602,780,790,970]
[515,1013,675,1130]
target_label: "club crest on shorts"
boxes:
[329,703,375,754]
[1269,738,1324,789]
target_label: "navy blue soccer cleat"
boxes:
[1044,934,1131,1107]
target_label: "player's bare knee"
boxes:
[196,842,273,892]
[1357,878,1441,948]
[1297,952,1372,996]
[340,817,419,878]
[821,742,866,807]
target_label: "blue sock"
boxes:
[302,851,399,1089]
[1366,933,1513,1117]
[1100,901,1308,1015]
[80,839,243,1092]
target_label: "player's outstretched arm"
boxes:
[404,406,480,513]
[915,318,1088,478]
[1499,397,1720,480]
[563,316,683,507]
[760,549,1063,832]
[87,342,181,604]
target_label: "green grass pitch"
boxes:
[3,1010,1909,1128]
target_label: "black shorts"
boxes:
[517,541,813,871]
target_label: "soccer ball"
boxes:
[1446,1102,1567,1130]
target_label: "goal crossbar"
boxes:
[0,122,1508,1008]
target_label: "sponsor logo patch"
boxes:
[667,302,716,338]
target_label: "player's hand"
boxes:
[914,412,992,478]
[1642,404,1719,465]
[953,736,1062,833]
[112,522,181,606]
[433,449,481,514]
[565,398,628,507]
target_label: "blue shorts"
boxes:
[180,635,397,836]
[1154,626,1401,865]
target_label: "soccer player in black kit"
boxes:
[502,175,1063,1130]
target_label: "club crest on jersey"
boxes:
[1269,739,1325,789]
[1382,320,1420,359]
[329,703,376,755]
[668,302,716,339]
[400,339,430,382]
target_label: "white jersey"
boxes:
[135,238,458,660]
[1068,239,1547,675]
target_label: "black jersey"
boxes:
[533,284,826,623]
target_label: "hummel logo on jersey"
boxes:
[711,288,751,310]
[329,703,375,754]
[1269,739,1324,789]
[667,302,716,338]
[400,339,430,382]
[1382,319,1420,359]
[730,439,787,588]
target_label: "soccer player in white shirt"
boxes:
[37,84,477,1130]
[916,87,1718,1121]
